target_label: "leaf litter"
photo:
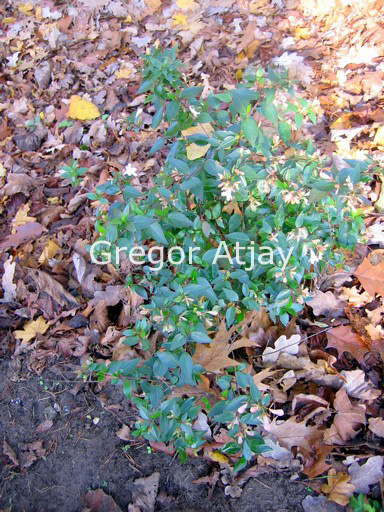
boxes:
[1,0,384,509]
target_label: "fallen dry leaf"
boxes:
[115,424,130,441]
[324,388,365,445]
[67,95,100,120]
[368,417,384,438]
[348,456,384,493]
[129,472,160,512]
[307,290,344,316]
[355,256,384,297]
[13,316,50,343]
[321,469,355,506]
[326,325,371,365]
[0,222,45,251]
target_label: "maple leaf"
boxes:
[192,311,265,373]
[326,324,371,365]
[321,469,355,506]
[355,256,384,297]
[324,388,365,445]
[12,203,36,232]
[13,316,50,343]
[67,95,100,120]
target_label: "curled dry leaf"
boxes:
[115,424,131,441]
[320,469,355,506]
[1,257,17,302]
[339,286,374,307]
[83,488,123,512]
[28,269,79,309]
[3,440,18,466]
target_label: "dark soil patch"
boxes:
[0,358,311,512]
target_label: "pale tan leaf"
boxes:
[324,388,365,445]
[368,417,384,438]
[13,316,50,343]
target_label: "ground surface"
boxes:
[1,0,384,511]
[0,360,310,512]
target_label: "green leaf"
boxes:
[137,78,155,94]
[242,117,259,146]
[294,112,303,130]
[146,222,168,245]
[168,212,194,228]
[149,137,165,155]
[132,215,157,229]
[204,159,225,177]
[190,332,212,343]
[278,121,291,145]
[311,180,336,192]
[179,352,194,386]
[260,101,278,125]
[308,110,316,124]
[226,232,250,243]
[180,86,204,98]
[166,100,180,121]
[233,456,247,474]
[152,106,164,129]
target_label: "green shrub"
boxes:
[86,46,373,469]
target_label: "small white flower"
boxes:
[123,163,137,177]
[221,187,234,201]
[134,108,143,122]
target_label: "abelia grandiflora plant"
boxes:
[87,46,375,468]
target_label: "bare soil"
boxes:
[0,358,311,512]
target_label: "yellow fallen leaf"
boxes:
[0,163,6,178]
[235,69,243,81]
[18,3,34,15]
[38,240,60,264]
[321,469,355,506]
[208,451,229,464]
[176,0,199,9]
[181,123,214,137]
[14,316,50,343]
[2,17,17,24]
[374,126,384,146]
[115,67,132,79]
[67,95,100,121]
[12,204,36,232]
[186,143,210,160]
[295,27,311,41]
[172,12,187,26]
[249,0,269,12]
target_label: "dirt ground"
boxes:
[0,358,312,512]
